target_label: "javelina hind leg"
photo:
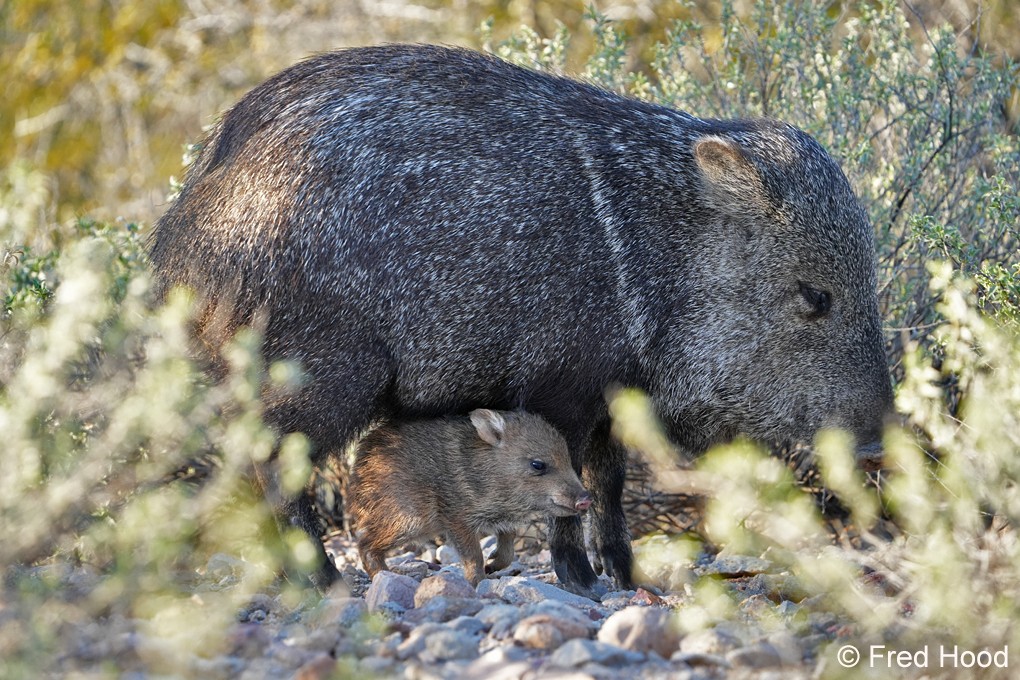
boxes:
[252,459,339,591]
[486,531,515,573]
[583,419,634,589]
[358,544,388,579]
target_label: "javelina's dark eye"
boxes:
[530,460,547,473]
[798,282,831,318]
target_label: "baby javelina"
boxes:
[350,409,592,585]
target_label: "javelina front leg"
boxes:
[550,515,598,591]
[584,419,634,589]
[446,521,486,586]
[551,431,599,593]
[485,531,515,573]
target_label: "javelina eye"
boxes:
[530,460,547,473]
[798,282,831,318]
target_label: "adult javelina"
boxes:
[350,409,591,585]
[149,45,894,592]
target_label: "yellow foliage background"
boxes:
[3,0,1016,225]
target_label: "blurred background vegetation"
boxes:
[1,0,1018,226]
[1,1,1019,676]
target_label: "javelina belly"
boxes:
[350,409,591,585]
[149,44,894,593]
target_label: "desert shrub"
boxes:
[613,266,1020,669]
[0,169,320,677]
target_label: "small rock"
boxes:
[238,593,275,623]
[339,564,370,596]
[415,571,476,607]
[227,623,272,658]
[514,613,590,650]
[601,589,637,603]
[522,599,598,628]
[448,615,489,637]
[373,632,404,659]
[476,578,502,599]
[390,560,431,581]
[548,638,646,668]
[289,628,343,654]
[678,628,741,656]
[133,633,196,674]
[205,553,247,578]
[423,629,479,662]
[365,571,419,613]
[190,656,246,679]
[403,596,484,624]
[630,588,665,606]
[727,642,784,669]
[307,597,367,628]
[238,658,294,679]
[436,544,460,565]
[738,593,773,617]
[597,606,680,658]
[766,631,804,665]
[293,653,336,680]
[776,600,801,618]
[395,622,445,661]
[798,633,829,656]
[670,651,730,668]
[268,640,317,669]
[489,576,598,606]
[664,564,694,592]
[359,655,395,674]
[700,555,772,577]
[513,618,565,650]
[746,573,809,602]
[476,604,523,640]
[461,647,531,680]
[600,590,637,611]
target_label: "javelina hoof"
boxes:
[855,441,885,472]
[552,548,599,596]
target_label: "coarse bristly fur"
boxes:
[350,409,590,585]
[149,44,895,593]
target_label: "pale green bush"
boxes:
[0,170,318,677]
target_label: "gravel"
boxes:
[13,537,857,679]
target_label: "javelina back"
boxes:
[350,409,591,585]
[149,45,894,593]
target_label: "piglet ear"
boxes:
[469,409,506,446]
[693,135,770,215]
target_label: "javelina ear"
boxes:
[693,136,770,214]
[469,409,506,446]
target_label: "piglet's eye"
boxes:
[530,460,547,472]
[798,282,831,318]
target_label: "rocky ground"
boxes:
[6,532,869,679]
